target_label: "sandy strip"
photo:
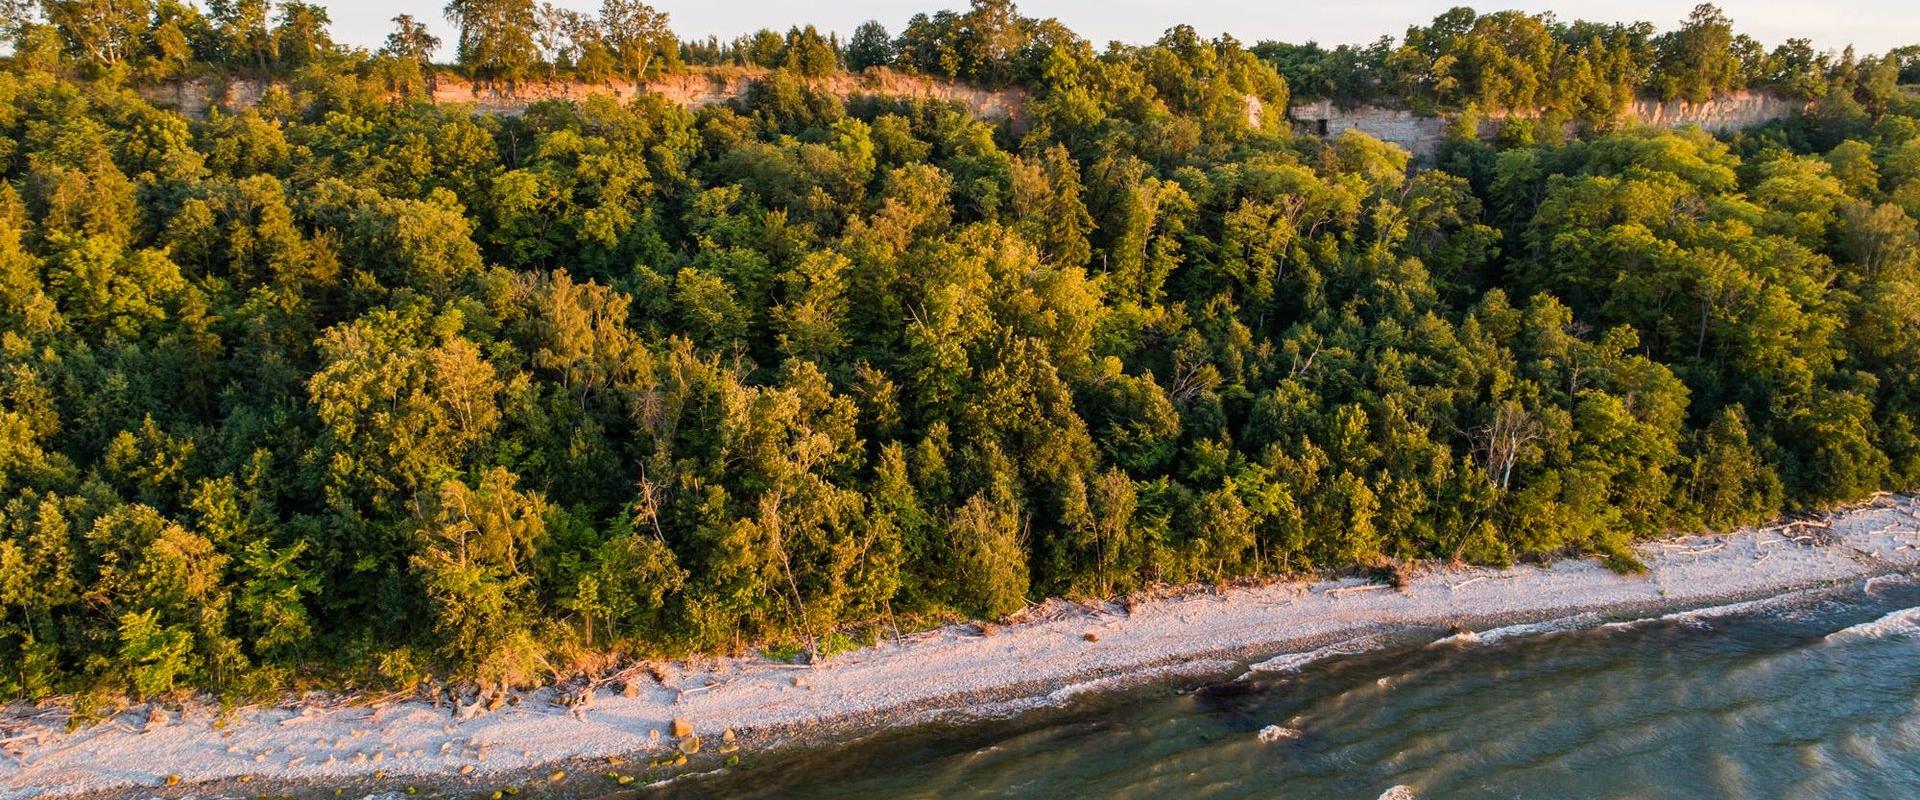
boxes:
[5,497,1919,798]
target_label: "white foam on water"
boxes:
[1478,612,1604,644]
[1249,635,1386,673]
[1824,607,1920,642]
[1602,591,1815,632]
[1256,724,1299,743]
[1435,613,1602,646]
[1660,597,1782,625]
[1043,658,1242,704]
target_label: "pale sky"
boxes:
[327,0,1918,58]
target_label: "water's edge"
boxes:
[17,501,1919,800]
[101,569,1920,800]
[673,576,1920,799]
[645,573,1910,796]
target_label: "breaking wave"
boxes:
[1434,613,1602,646]
[1600,589,1824,632]
[1824,607,1920,642]
[1248,635,1388,673]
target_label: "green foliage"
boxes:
[0,3,1917,702]
[846,22,894,73]
[117,608,192,699]
[947,490,1029,618]
[444,0,539,82]
[1252,4,1908,123]
[410,467,548,680]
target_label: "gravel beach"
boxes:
[5,497,1918,799]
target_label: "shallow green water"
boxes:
[634,578,1920,800]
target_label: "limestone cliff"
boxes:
[139,67,1029,129]
[138,68,1806,160]
[1289,91,1812,159]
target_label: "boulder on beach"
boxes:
[670,717,694,737]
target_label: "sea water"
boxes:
[630,578,1920,799]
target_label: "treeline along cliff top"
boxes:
[1,0,1919,704]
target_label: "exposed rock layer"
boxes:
[138,69,1804,159]
[1290,91,1810,158]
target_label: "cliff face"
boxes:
[431,69,1031,125]
[138,78,277,115]
[1624,91,1811,132]
[1288,101,1451,158]
[139,68,1030,129]
[138,71,1803,159]
[1289,91,1812,159]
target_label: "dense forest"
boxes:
[0,0,1917,705]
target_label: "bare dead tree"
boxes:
[632,466,667,543]
[1468,401,1544,491]
[1289,341,1323,380]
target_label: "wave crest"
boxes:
[1825,607,1920,642]
[1601,591,1817,632]
[1435,613,1602,646]
[1249,635,1387,673]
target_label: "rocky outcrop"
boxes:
[138,67,1029,129]
[137,79,276,115]
[1289,90,1813,159]
[1624,91,1810,132]
[431,69,1030,126]
[137,70,1803,158]
[1289,101,1452,158]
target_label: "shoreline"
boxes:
[5,497,1919,799]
